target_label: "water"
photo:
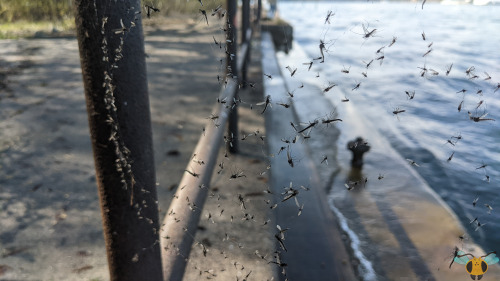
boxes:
[278,0,500,258]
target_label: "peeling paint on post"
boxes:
[73,1,163,280]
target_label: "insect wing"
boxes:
[483,253,499,265]
[362,23,368,34]
[454,251,471,265]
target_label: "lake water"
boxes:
[278,0,500,261]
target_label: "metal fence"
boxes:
[74,0,260,280]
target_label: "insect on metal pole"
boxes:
[73,1,163,280]
[227,0,239,153]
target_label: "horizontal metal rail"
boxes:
[160,27,253,281]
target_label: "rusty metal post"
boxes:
[73,1,163,281]
[227,0,239,153]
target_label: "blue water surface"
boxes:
[278,1,500,252]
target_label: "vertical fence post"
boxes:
[227,0,239,153]
[73,1,163,281]
[256,0,262,22]
[241,0,249,44]
[241,0,250,88]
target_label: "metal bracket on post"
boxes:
[227,0,239,153]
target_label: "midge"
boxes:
[361,23,377,39]
[446,63,453,76]
[325,10,335,24]
[144,5,160,18]
[322,116,342,126]
[286,145,297,167]
[405,90,415,100]
[286,66,297,77]
[211,5,223,16]
[303,61,313,71]
[341,65,351,74]
[352,81,361,91]
[388,36,397,47]
[298,119,319,134]
[393,107,405,120]
[257,95,272,114]
[199,9,209,25]
[323,82,337,93]
[318,40,326,63]
[468,111,495,122]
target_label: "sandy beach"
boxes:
[0,14,278,281]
